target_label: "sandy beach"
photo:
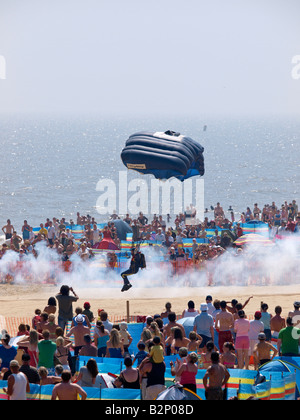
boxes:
[0,283,299,321]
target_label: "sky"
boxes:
[0,0,300,117]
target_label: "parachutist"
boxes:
[121,247,146,292]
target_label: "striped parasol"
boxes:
[234,233,273,247]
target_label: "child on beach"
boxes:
[119,322,133,353]
[82,302,94,323]
[32,309,41,331]
[133,342,148,367]
[187,331,203,352]
[220,342,236,369]
[253,333,278,367]
[199,341,215,369]
[149,336,164,363]
[260,302,272,342]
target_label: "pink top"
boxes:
[180,365,197,385]
[234,318,250,337]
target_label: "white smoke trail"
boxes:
[1,236,300,295]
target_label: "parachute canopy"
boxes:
[121,130,205,181]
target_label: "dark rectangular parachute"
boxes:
[120,131,205,181]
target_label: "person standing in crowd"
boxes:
[51,370,87,401]
[234,310,250,369]
[253,333,278,367]
[193,303,214,349]
[206,296,215,316]
[3,360,30,401]
[0,333,17,369]
[98,310,113,332]
[21,220,31,242]
[38,330,57,375]
[215,301,234,353]
[139,356,166,400]
[55,286,79,331]
[288,301,300,326]
[270,306,286,338]
[2,219,14,240]
[182,300,199,318]
[172,352,199,394]
[248,311,265,369]
[106,328,125,358]
[260,303,272,342]
[66,315,90,356]
[277,317,300,357]
[94,321,110,357]
[203,352,230,401]
[19,353,40,384]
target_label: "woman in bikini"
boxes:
[170,327,190,355]
[220,342,236,369]
[199,341,215,369]
[106,328,125,358]
[55,336,72,371]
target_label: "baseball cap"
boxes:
[255,311,262,319]
[294,301,300,307]
[258,333,266,340]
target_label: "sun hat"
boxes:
[75,314,84,323]
[200,303,208,312]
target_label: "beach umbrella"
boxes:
[234,233,273,247]
[94,239,119,250]
[177,317,196,337]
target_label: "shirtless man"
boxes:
[253,333,278,367]
[163,312,186,341]
[66,314,90,356]
[214,203,225,220]
[2,219,14,240]
[270,306,286,337]
[51,370,87,400]
[215,301,234,352]
[203,351,230,401]
[288,301,300,327]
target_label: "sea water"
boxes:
[0,113,299,233]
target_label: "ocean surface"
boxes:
[0,114,300,233]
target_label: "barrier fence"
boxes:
[0,369,296,400]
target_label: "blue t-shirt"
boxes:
[0,346,18,369]
[135,350,148,366]
[193,313,214,338]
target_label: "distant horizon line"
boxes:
[0,110,299,121]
